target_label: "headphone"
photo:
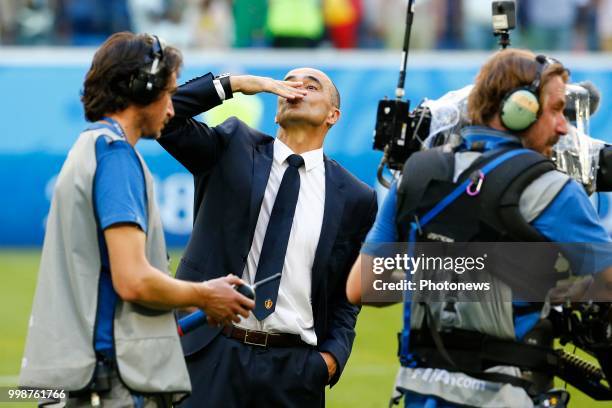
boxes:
[500,54,560,132]
[128,34,166,104]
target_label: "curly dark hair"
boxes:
[81,32,182,122]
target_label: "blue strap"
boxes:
[421,149,531,226]
[400,225,419,366]
[399,148,533,366]
[86,117,127,141]
[101,116,127,139]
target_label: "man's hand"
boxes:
[548,275,594,303]
[197,274,255,326]
[319,351,337,383]
[230,75,307,100]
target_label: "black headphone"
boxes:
[128,34,166,105]
[499,54,562,132]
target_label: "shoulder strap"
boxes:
[414,148,534,233]
[498,161,559,241]
[397,147,455,217]
[460,148,556,241]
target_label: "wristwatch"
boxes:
[213,73,233,101]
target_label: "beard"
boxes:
[140,132,159,140]
[137,110,166,140]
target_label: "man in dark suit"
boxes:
[159,68,378,407]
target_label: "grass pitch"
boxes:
[0,250,606,407]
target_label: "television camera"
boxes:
[372,1,612,194]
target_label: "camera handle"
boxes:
[374,0,415,188]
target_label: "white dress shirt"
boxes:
[237,138,325,345]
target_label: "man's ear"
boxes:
[326,108,340,128]
[274,114,278,124]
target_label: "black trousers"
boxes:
[178,334,328,408]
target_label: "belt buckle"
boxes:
[243,329,268,347]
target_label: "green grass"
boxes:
[0,250,607,407]
[0,250,40,378]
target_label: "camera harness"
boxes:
[397,144,556,393]
[373,0,611,402]
[396,137,612,399]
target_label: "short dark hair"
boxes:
[81,32,182,122]
[331,81,341,109]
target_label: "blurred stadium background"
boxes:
[1,1,612,407]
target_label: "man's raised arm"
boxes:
[158,74,305,174]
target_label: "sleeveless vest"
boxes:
[19,128,191,397]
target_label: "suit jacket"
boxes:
[159,73,377,385]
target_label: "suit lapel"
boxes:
[247,142,274,244]
[311,158,346,299]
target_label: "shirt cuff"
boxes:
[213,74,233,101]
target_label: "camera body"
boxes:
[373,98,431,171]
[372,1,518,175]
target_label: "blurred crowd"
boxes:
[1,0,612,51]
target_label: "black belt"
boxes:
[222,326,309,348]
[410,328,559,373]
[409,328,560,394]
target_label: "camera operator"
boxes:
[347,48,612,407]
[19,32,254,407]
